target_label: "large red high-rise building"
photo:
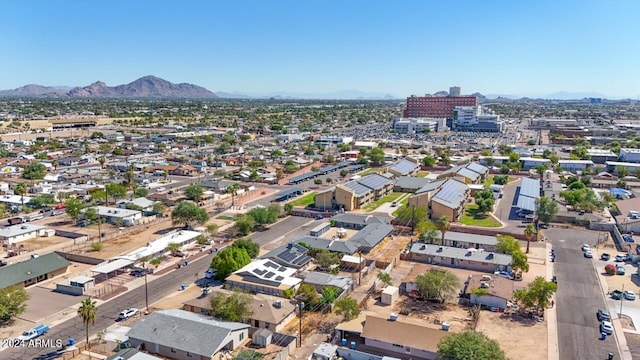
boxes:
[403,95,478,119]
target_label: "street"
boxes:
[546,228,621,360]
[2,252,216,360]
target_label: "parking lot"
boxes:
[20,286,87,323]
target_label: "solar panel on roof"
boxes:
[344,181,371,196]
[275,276,284,281]
[392,159,417,174]
[434,181,466,206]
[279,266,287,272]
[357,174,390,190]
[264,271,275,278]
[253,269,266,276]
[265,261,279,269]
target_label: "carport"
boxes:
[273,187,303,202]
[90,258,134,283]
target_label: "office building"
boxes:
[391,117,446,134]
[449,86,461,97]
[452,106,504,132]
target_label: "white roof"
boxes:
[0,194,33,205]
[92,206,141,218]
[91,258,134,274]
[234,259,301,287]
[0,223,44,238]
[341,255,363,264]
[126,230,201,260]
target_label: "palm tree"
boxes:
[524,223,536,254]
[98,156,106,169]
[52,160,59,171]
[435,215,451,246]
[228,183,240,206]
[78,297,97,349]
[13,182,27,207]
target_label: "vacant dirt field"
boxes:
[476,310,547,360]
[386,295,472,331]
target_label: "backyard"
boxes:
[363,192,405,211]
[459,204,502,228]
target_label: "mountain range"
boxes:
[0,76,632,100]
[0,76,217,99]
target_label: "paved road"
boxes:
[249,216,316,246]
[2,252,216,360]
[546,228,621,360]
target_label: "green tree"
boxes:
[514,276,557,314]
[90,189,107,203]
[152,202,166,215]
[415,269,461,303]
[284,203,293,215]
[496,235,520,254]
[316,251,340,268]
[164,242,181,256]
[228,183,240,206]
[296,284,319,307]
[395,205,426,228]
[171,201,210,228]
[435,215,451,246]
[232,238,260,258]
[0,286,29,324]
[90,242,104,252]
[492,175,508,185]
[536,197,558,225]
[247,207,279,226]
[27,194,55,209]
[206,223,219,238]
[234,214,256,236]
[65,198,85,222]
[368,147,386,165]
[22,162,47,180]
[474,189,495,213]
[422,156,436,167]
[334,297,360,320]
[98,156,106,169]
[184,184,204,202]
[511,250,530,274]
[437,330,507,360]
[210,247,251,279]
[106,183,127,204]
[209,291,254,322]
[84,207,104,241]
[377,272,392,287]
[133,187,149,198]
[78,297,97,349]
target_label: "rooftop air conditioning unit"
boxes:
[273,300,282,308]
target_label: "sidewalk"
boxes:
[546,242,559,360]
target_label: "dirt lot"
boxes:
[369,234,410,265]
[387,296,472,331]
[476,310,547,360]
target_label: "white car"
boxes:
[581,244,591,252]
[584,251,593,258]
[118,308,139,320]
[600,321,613,335]
[615,254,629,262]
[157,187,166,192]
[624,290,636,301]
[205,268,217,279]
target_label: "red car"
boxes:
[55,204,66,210]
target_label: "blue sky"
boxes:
[2,0,640,98]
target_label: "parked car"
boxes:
[600,321,613,335]
[130,268,147,277]
[581,244,591,252]
[390,201,398,207]
[55,204,66,210]
[601,253,611,261]
[51,210,64,216]
[615,254,629,262]
[624,291,636,301]
[611,290,624,300]
[597,309,611,322]
[157,187,166,192]
[205,268,217,279]
[16,324,49,342]
[551,275,557,284]
[616,265,626,275]
[40,207,53,213]
[118,308,139,320]
[584,251,593,258]
[623,235,635,243]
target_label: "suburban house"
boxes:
[0,224,48,246]
[303,271,355,295]
[126,309,249,360]
[90,206,143,226]
[0,252,70,289]
[436,162,489,184]
[224,259,302,297]
[331,214,391,230]
[259,243,314,269]
[183,290,298,332]
[117,197,156,213]
[294,221,393,255]
[335,314,449,360]
[409,243,512,274]
[613,197,640,233]
[464,274,514,310]
[386,158,420,177]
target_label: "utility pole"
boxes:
[358,252,362,285]
[298,301,305,347]
[144,270,149,315]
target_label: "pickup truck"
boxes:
[16,324,49,342]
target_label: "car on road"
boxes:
[601,253,611,261]
[584,250,593,258]
[600,321,613,335]
[624,291,636,301]
[597,309,611,322]
[551,275,557,284]
[118,308,139,321]
[581,244,591,252]
[615,254,629,262]
[611,290,624,300]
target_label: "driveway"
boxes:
[545,228,621,360]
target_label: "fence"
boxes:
[55,251,104,265]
